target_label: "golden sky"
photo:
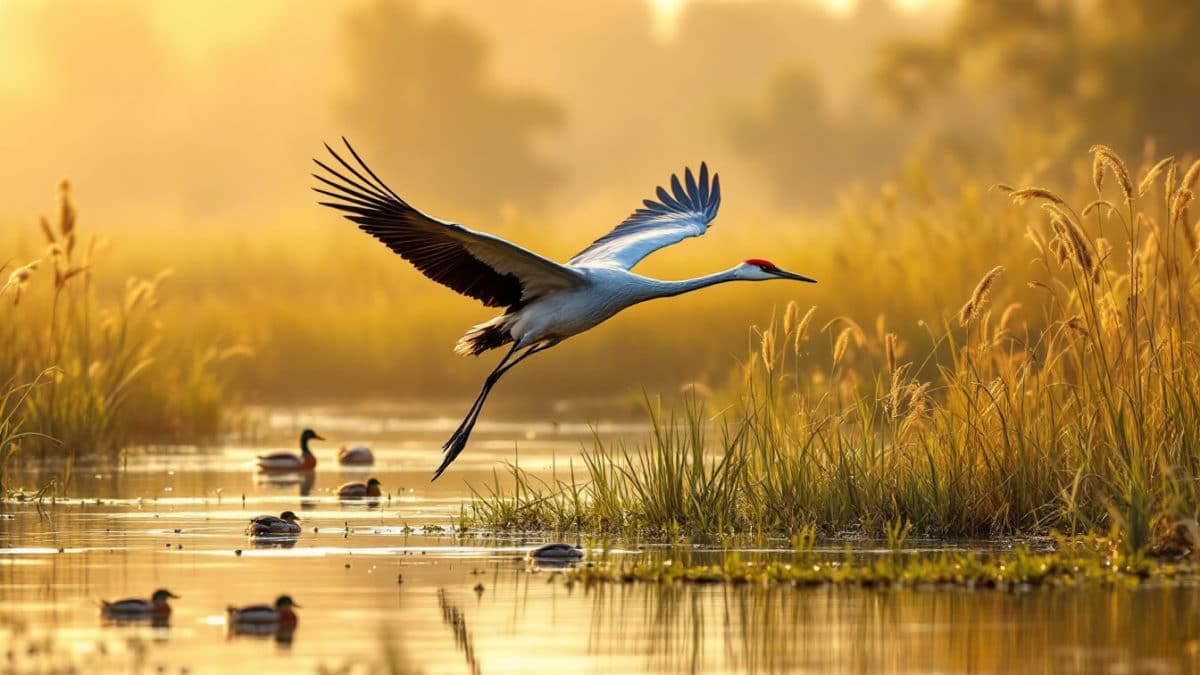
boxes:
[0,0,951,231]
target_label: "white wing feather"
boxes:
[570,163,721,270]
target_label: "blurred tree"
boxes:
[873,0,1200,154]
[728,67,904,210]
[339,0,565,216]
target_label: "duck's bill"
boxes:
[167,592,181,598]
[774,270,817,283]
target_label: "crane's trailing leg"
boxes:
[433,339,560,480]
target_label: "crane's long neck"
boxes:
[640,268,741,300]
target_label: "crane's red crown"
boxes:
[744,258,777,269]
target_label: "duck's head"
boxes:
[299,428,324,453]
[151,589,180,603]
[366,478,381,488]
[274,595,300,609]
[279,511,300,523]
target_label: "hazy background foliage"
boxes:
[2,0,1197,412]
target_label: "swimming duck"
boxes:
[227,595,300,629]
[256,429,322,471]
[337,477,382,498]
[337,444,375,465]
[528,543,585,562]
[101,589,180,618]
[246,511,302,536]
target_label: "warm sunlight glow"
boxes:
[891,0,938,13]
[648,0,685,40]
[819,0,859,19]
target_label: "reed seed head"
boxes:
[760,328,777,373]
[783,301,800,335]
[57,179,76,254]
[884,332,897,374]
[794,306,817,353]
[39,217,56,245]
[1171,189,1192,225]
[997,302,1022,334]
[1139,157,1174,196]
[833,327,852,364]
[1011,187,1066,206]
[959,266,1005,326]
[1181,159,1200,195]
[3,259,40,305]
[1090,145,1134,202]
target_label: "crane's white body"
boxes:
[314,139,815,479]
[461,265,776,354]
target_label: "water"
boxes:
[2,407,1199,674]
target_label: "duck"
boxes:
[528,543,585,562]
[337,477,382,498]
[256,429,322,471]
[337,444,375,465]
[246,511,302,536]
[227,595,300,630]
[101,588,180,619]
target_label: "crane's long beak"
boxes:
[774,269,817,283]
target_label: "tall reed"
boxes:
[1,182,238,480]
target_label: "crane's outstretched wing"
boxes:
[314,139,586,309]
[569,163,721,270]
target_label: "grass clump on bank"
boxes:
[0,182,241,481]
[468,145,1200,557]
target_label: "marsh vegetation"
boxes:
[468,146,1200,560]
[4,1,1200,672]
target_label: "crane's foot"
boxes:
[432,425,473,481]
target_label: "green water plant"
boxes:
[564,536,1190,590]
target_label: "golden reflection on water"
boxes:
[1,423,1199,674]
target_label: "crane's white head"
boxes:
[737,258,817,283]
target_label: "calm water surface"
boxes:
[2,406,1198,674]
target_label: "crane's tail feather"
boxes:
[455,317,513,356]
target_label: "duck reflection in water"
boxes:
[254,470,316,496]
[250,536,298,550]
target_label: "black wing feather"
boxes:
[313,140,526,308]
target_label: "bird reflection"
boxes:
[438,589,481,675]
[254,470,315,496]
[249,535,298,549]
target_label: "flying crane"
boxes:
[314,139,816,479]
